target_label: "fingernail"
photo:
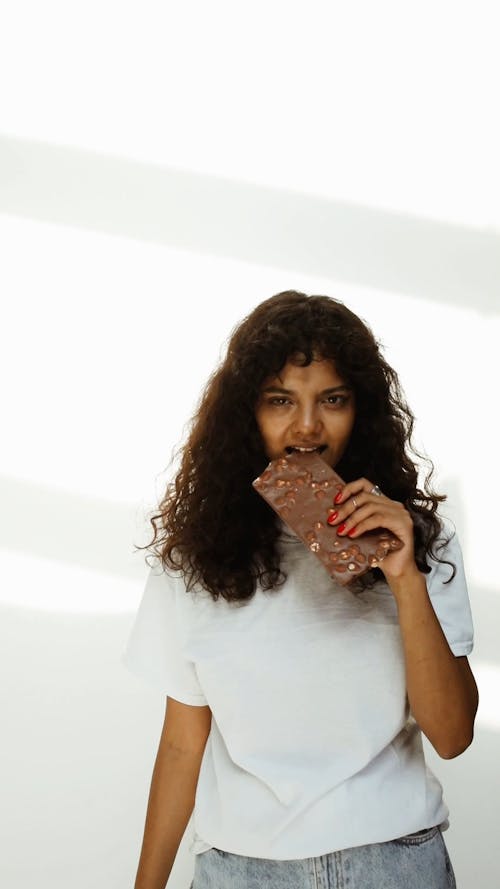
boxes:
[337,523,346,534]
[347,527,357,537]
[327,511,338,525]
[334,491,343,504]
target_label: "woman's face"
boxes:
[255,356,356,468]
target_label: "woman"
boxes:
[123,291,478,889]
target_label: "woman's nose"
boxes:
[292,407,322,436]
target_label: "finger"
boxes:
[327,492,368,525]
[335,506,388,537]
[340,506,413,544]
[330,483,383,523]
[333,478,377,505]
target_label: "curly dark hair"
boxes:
[137,290,456,602]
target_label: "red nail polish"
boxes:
[347,527,357,537]
[334,491,343,504]
[327,511,338,524]
[337,523,346,534]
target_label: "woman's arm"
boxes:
[390,568,479,759]
[134,742,203,889]
[328,478,478,758]
[134,699,211,889]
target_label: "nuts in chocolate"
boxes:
[252,451,403,585]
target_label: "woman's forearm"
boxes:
[389,568,478,759]
[134,740,204,889]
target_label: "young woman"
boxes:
[123,291,478,889]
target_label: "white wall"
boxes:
[1,3,498,887]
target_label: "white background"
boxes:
[0,2,498,887]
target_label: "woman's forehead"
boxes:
[261,356,345,388]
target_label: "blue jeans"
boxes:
[190,826,456,888]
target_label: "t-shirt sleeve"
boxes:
[121,565,208,706]
[426,519,474,657]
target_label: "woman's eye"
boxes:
[325,395,349,407]
[265,395,350,408]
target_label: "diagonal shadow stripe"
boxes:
[0,473,152,580]
[1,133,498,313]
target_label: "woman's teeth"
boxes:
[286,446,326,454]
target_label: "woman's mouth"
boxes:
[285,445,328,455]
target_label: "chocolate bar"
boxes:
[252,451,403,585]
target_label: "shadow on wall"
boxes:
[0,473,144,583]
[0,133,498,315]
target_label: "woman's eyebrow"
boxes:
[261,385,352,395]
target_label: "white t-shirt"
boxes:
[122,517,474,860]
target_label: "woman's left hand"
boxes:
[327,477,418,584]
